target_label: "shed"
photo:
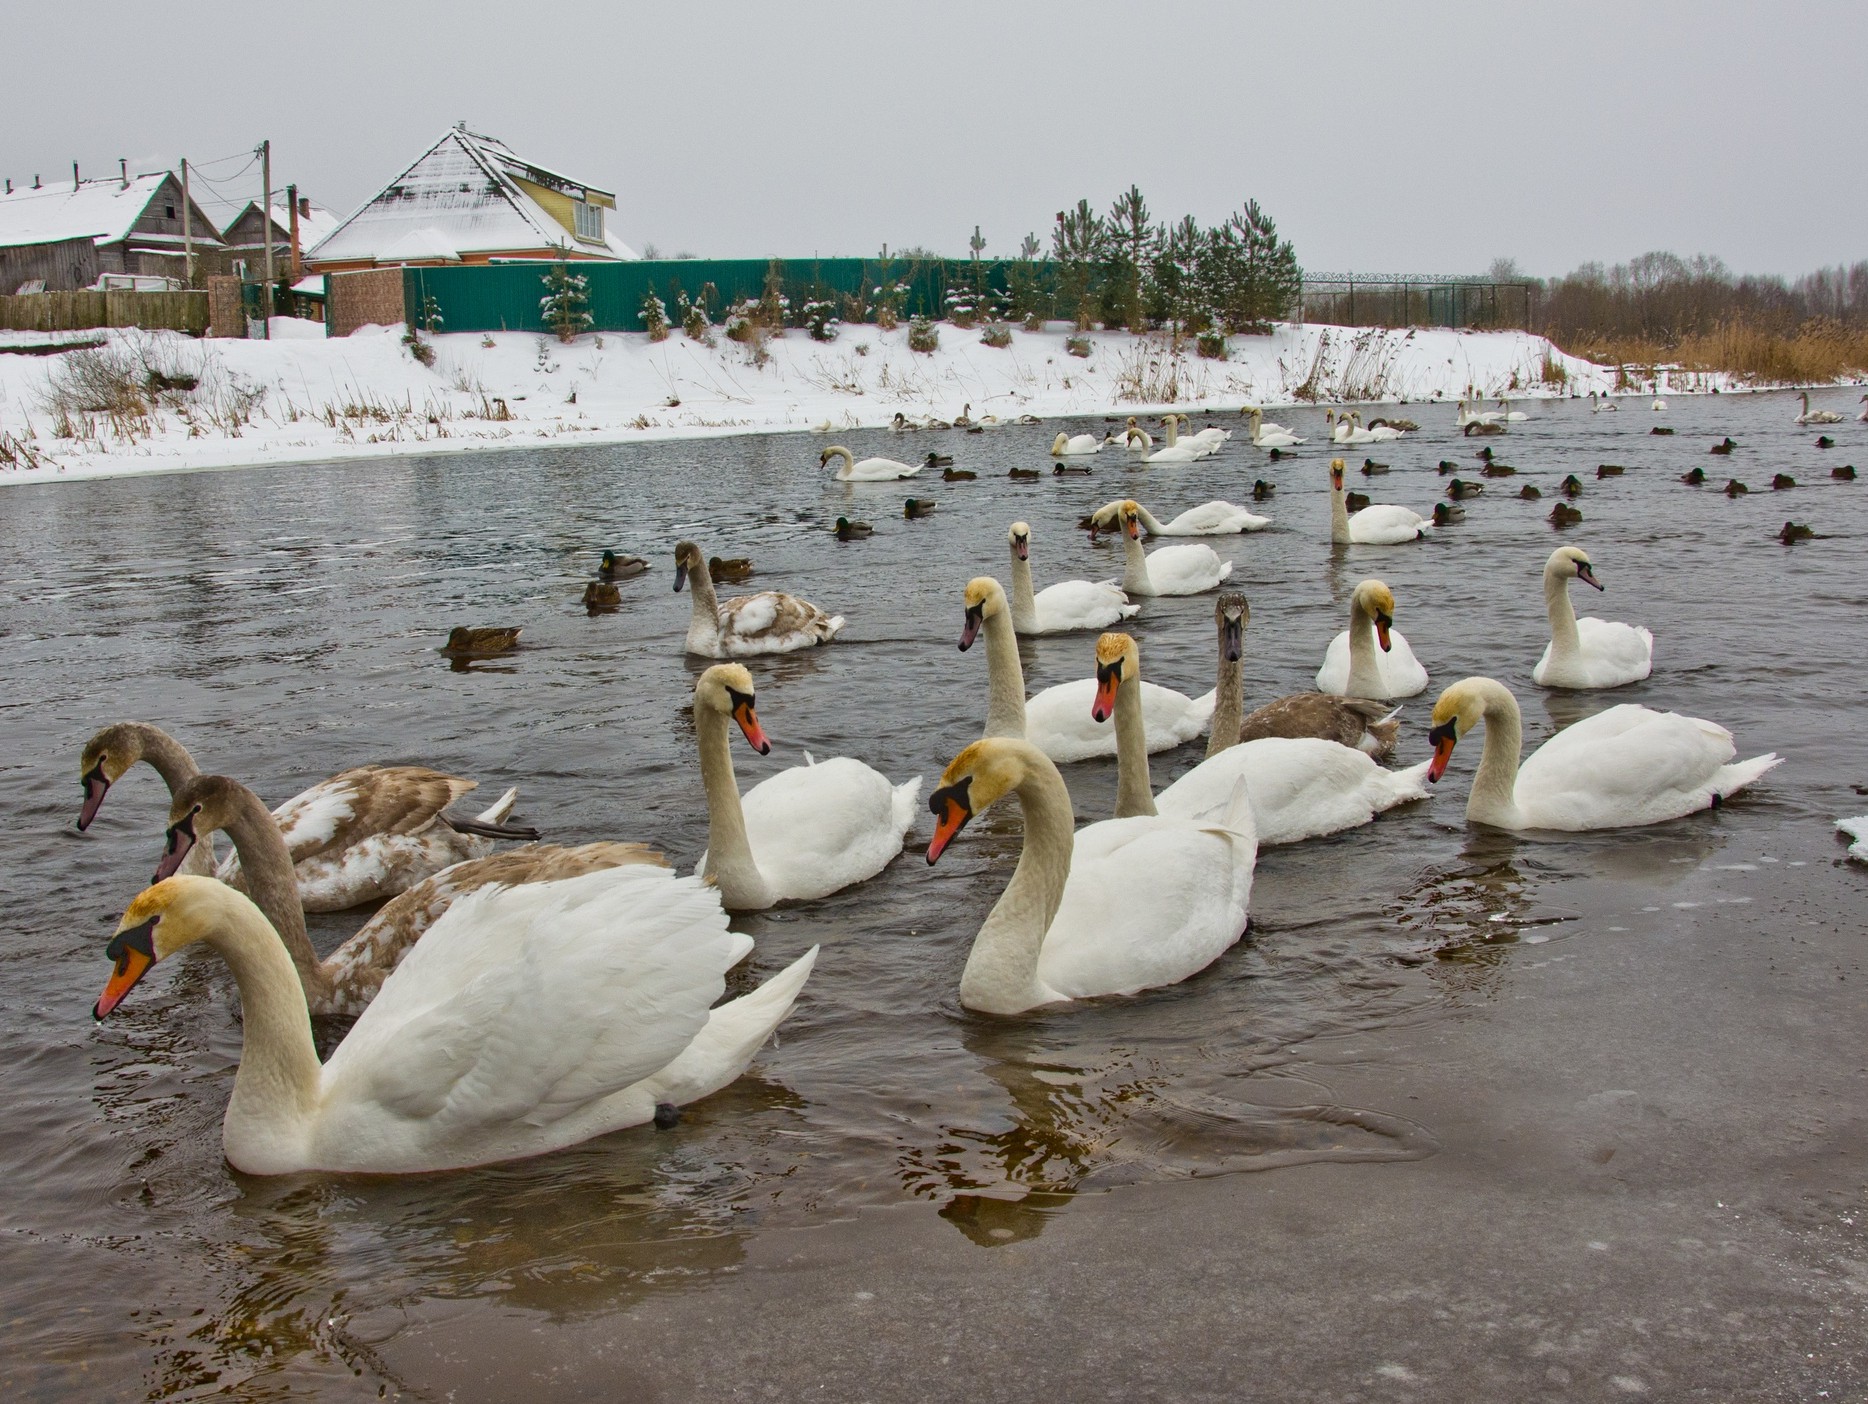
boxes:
[0,170,224,291]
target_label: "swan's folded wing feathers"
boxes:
[1518,706,1735,816]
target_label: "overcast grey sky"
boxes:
[6,0,1861,278]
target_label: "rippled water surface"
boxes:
[3,390,1863,1396]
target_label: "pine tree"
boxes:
[1145,215,1203,339]
[641,290,671,341]
[1051,199,1109,331]
[540,264,593,342]
[1103,185,1153,332]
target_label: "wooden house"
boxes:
[220,197,339,279]
[307,126,635,273]
[0,167,223,292]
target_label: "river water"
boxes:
[2,389,1862,1397]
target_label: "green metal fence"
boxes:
[400,258,1022,335]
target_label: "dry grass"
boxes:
[1555,320,1868,386]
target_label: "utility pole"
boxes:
[181,158,194,287]
[260,139,273,338]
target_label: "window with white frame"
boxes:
[574,200,603,242]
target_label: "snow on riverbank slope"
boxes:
[0,319,1628,486]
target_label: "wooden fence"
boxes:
[0,290,211,335]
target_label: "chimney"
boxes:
[298,195,310,219]
[33,174,41,189]
[73,162,80,190]
[4,180,9,195]
[120,158,128,188]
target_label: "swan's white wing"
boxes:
[1032,579,1138,632]
[852,457,920,479]
[737,757,919,902]
[1142,543,1230,594]
[1348,506,1427,545]
[717,591,844,655]
[1159,501,1270,535]
[1027,680,1210,762]
[1513,704,1766,828]
[1157,738,1429,845]
[1036,817,1254,999]
[1317,628,1423,697]
[324,867,734,1132]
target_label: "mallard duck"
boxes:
[598,550,649,580]
[1833,464,1856,481]
[1252,479,1275,500]
[1772,473,1796,490]
[1009,465,1043,479]
[1561,474,1584,498]
[904,497,937,518]
[1649,426,1674,436]
[1519,484,1542,500]
[1549,502,1582,528]
[443,627,520,656]
[709,556,754,583]
[1053,462,1093,476]
[1480,462,1518,477]
[583,580,621,611]
[942,465,977,481]
[834,516,874,540]
[1432,502,1464,526]
[1438,459,1459,475]
[1724,479,1749,497]
[1345,490,1372,512]
[1681,467,1707,485]
[1815,435,1836,449]
[1267,446,1285,462]
[924,451,955,468]
[1597,463,1625,478]
[1446,478,1484,500]
[1779,521,1814,543]
[1361,457,1389,475]
[1710,438,1736,455]
[1474,446,1497,462]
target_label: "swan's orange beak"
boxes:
[1375,612,1393,652]
[1123,514,1140,540]
[95,916,158,1019]
[1091,660,1121,723]
[728,690,770,755]
[1426,719,1458,783]
[926,779,974,864]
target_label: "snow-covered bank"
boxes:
[0,320,1640,487]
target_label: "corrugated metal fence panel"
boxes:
[401,259,1020,335]
[0,290,209,334]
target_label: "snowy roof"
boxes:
[378,227,461,263]
[222,199,340,250]
[308,128,637,265]
[0,172,220,251]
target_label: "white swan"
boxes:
[1006,521,1137,634]
[674,542,844,656]
[691,664,920,912]
[1165,414,1231,454]
[1795,392,1845,426]
[153,772,660,1018]
[1248,408,1298,436]
[1316,579,1429,699]
[1588,392,1618,413]
[1532,547,1654,690]
[1455,400,1505,430]
[1141,416,1212,465]
[1051,431,1102,456]
[924,737,1255,1015]
[1105,499,1233,595]
[1328,458,1429,545]
[1495,398,1530,422]
[1425,676,1780,830]
[93,871,815,1175]
[1355,413,1405,443]
[1248,408,1304,447]
[1096,498,1269,536]
[820,445,921,480]
[1096,632,1431,846]
[960,578,1212,762]
[78,723,532,910]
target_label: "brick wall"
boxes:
[328,267,406,337]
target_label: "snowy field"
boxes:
[0,317,1669,486]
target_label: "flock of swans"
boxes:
[82,390,1832,1179]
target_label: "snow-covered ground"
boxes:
[0,318,1660,487]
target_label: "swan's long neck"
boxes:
[1162,416,1179,447]
[958,760,1076,1015]
[1119,531,1152,595]
[129,724,202,792]
[685,558,722,646]
[221,787,329,1005]
[1345,595,1382,697]
[828,446,854,476]
[1466,679,1525,828]
[208,892,323,1169]
[1112,669,1157,819]
[1249,411,1267,446]
[1543,563,1581,666]
[696,705,771,909]
[1330,478,1351,543]
[981,606,1028,738]
[1129,504,1169,534]
[1208,633,1243,760]
[1008,550,1040,634]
